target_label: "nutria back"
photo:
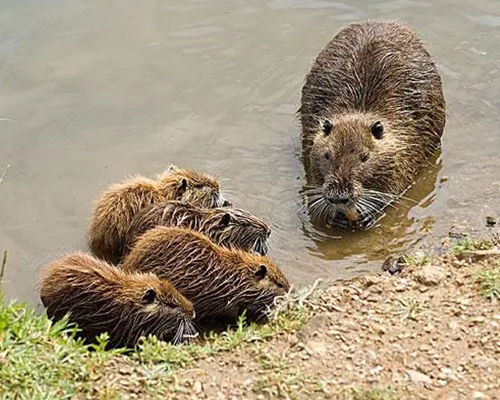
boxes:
[121,227,289,322]
[87,166,224,264]
[40,252,195,348]
[299,22,446,228]
[123,201,271,259]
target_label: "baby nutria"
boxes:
[121,201,271,259]
[121,226,290,323]
[40,252,196,348]
[88,165,226,264]
[299,22,446,229]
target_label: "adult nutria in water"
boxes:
[121,227,289,323]
[40,252,196,348]
[88,165,226,264]
[123,201,271,258]
[299,22,446,229]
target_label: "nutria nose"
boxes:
[331,197,349,205]
[222,199,232,207]
[323,183,352,205]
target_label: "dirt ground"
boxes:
[95,245,500,400]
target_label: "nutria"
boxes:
[121,201,271,259]
[121,227,290,323]
[299,22,446,229]
[40,252,196,348]
[88,165,226,264]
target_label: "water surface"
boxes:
[1,0,499,305]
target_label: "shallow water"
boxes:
[1,0,499,305]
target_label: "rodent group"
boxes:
[40,165,290,348]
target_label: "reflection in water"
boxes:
[300,154,443,261]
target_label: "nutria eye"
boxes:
[277,282,284,289]
[143,289,156,304]
[322,119,333,136]
[371,121,384,139]
[255,264,267,279]
[324,152,330,160]
[360,153,369,163]
[178,178,188,191]
[220,213,231,226]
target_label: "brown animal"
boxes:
[121,227,290,323]
[87,165,225,264]
[40,252,196,348]
[120,201,271,260]
[299,22,446,229]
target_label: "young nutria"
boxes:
[120,201,271,259]
[299,22,446,229]
[40,252,196,348]
[88,165,226,264]
[121,227,290,323]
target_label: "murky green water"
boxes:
[1,0,499,305]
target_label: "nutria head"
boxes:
[157,165,226,208]
[201,208,271,255]
[306,113,406,228]
[226,250,290,321]
[40,252,196,348]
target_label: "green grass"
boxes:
[476,266,500,301]
[351,387,398,400]
[402,251,430,267]
[0,279,312,399]
[452,236,494,253]
[0,300,122,399]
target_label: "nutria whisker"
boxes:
[363,188,418,205]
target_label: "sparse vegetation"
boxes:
[351,387,397,400]
[451,236,494,253]
[403,251,430,267]
[476,265,500,300]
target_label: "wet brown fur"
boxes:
[122,201,271,259]
[40,252,195,348]
[87,166,222,264]
[121,227,290,323]
[300,22,446,226]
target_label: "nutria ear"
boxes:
[255,264,267,280]
[177,178,188,191]
[168,164,180,172]
[322,119,333,136]
[220,213,231,226]
[371,121,384,139]
[143,289,157,303]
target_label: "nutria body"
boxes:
[299,22,446,228]
[121,227,289,323]
[123,201,271,259]
[88,165,225,264]
[40,252,196,348]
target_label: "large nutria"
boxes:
[123,201,271,258]
[299,22,446,229]
[88,165,226,264]
[40,252,196,348]
[121,227,290,323]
